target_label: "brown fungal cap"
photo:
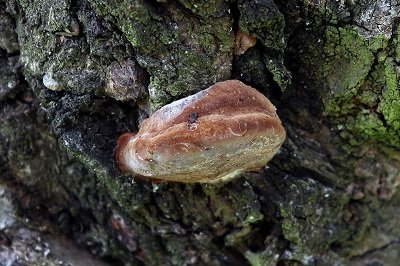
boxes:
[116,80,286,183]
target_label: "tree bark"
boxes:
[1,0,400,265]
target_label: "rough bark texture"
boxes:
[1,0,400,265]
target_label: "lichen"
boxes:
[279,178,350,254]
[298,24,400,149]
[322,26,377,116]
[245,249,278,266]
[379,58,400,136]
[0,11,20,53]
[238,0,285,51]
[88,0,233,110]
[352,58,400,147]
[237,0,290,92]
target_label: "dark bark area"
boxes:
[1,0,400,265]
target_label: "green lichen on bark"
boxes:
[237,0,290,92]
[351,57,400,147]
[322,26,377,115]
[245,248,278,266]
[297,1,400,149]
[88,0,233,110]
[378,58,400,138]
[238,0,285,51]
[2,0,400,265]
[0,91,138,262]
[279,178,350,255]
[13,0,147,100]
[322,26,399,148]
[297,24,400,148]
[0,10,19,53]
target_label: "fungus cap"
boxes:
[116,80,286,183]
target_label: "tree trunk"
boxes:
[1,0,400,265]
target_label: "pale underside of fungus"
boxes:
[116,80,286,183]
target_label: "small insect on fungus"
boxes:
[115,80,286,183]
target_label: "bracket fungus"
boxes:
[116,80,286,183]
